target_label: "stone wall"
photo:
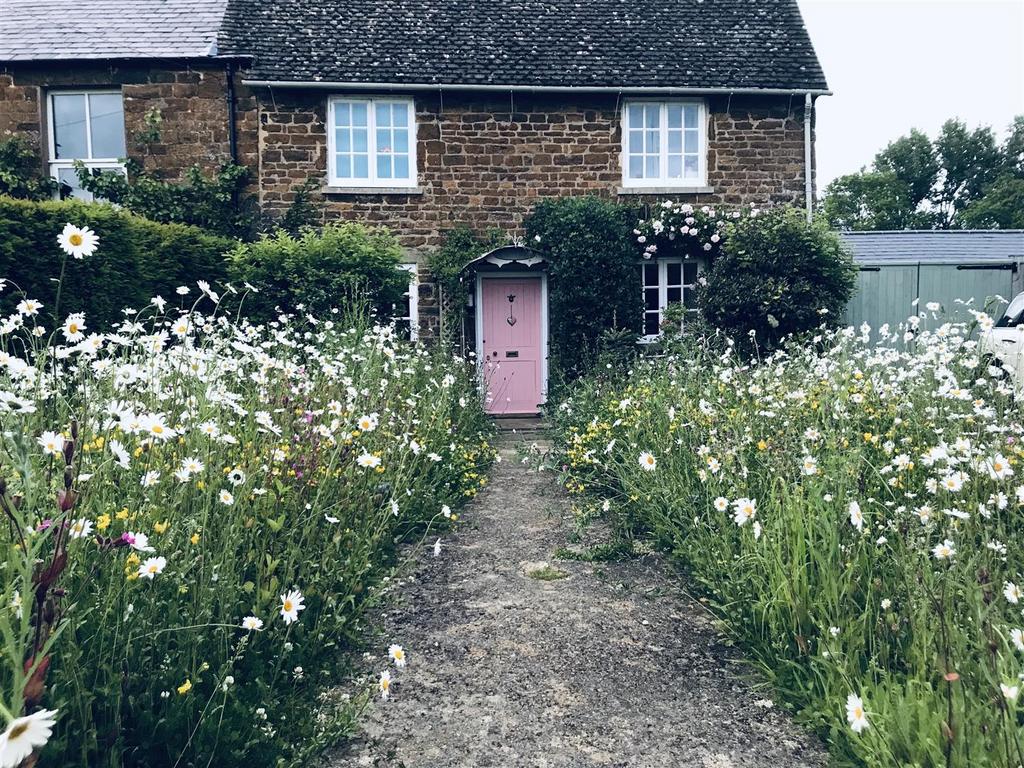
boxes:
[0,62,258,179]
[256,91,815,256]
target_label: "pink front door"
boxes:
[480,276,544,415]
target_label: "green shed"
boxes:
[840,230,1024,331]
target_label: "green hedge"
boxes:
[227,223,409,325]
[0,196,232,330]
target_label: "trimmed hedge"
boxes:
[227,223,409,325]
[0,196,232,330]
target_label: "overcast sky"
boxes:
[798,0,1024,193]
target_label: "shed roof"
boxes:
[840,230,1024,266]
[220,0,828,91]
[0,0,229,61]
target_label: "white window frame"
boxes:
[47,89,127,200]
[640,258,702,341]
[620,99,708,189]
[398,263,419,341]
[327,96,418,189]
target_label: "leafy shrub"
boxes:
[524,197,642,382]
[228,223,408,324]
[429,226,508,347]
[551,308,1024,766]
[0,136,57,201]
[76,160,259,240]
[0,196,232,329]
[0,227,494,766]
[699,207,856,352]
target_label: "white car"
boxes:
[981,291,1024,384]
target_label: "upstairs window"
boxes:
[622,100,706,188]
[641,259,701,338]
[328,97,417,188]
[48,90,127,200]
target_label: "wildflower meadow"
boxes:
[552,309,1024,766]
[0,225,494,766]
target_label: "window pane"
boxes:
[335,154,351,179]
[683,105,698,129]
[353,154,369,178]
[667,155,682,178]
[393,128,408,153]
[337,129,351,153]
[394,154,409,179]
[645,130,659,153]
[683,263,698,283]
[644,313,660,336]
[353,128,368,153]
[377,153,392,179]
[667,263,681,284]
[628,104,643,128]
[643,263,658,285]
[667,105,682,129]
[644,106,658,129]
[684,131,698,154]
[684,156,699,178]
[57,166,89,200]
[351,103,368,126]
[377,128,392,153]
[644,288,660,311]
[645,156,659,178]
[392,102,408,125]
[668,131,682,154]
[52,94,88,159]
[335,102,351,126]
[628,155,643,179]
[683,287,694,305]
[375,102,392,128]
[667,287,681,303]
[628,131,643,153]
[88,93,125,158]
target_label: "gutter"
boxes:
[226,61,238,163]
[240,79,833,96]
[804,93,814,222]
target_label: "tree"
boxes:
[822,116,1023,230]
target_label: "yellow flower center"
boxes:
[283,600,293,612]
[69,233,83,246]
[68,323,78,334]
[148,565,158,574]
[152,425,163,434]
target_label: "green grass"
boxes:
[549,311,1024,767]
[526,564,569,581]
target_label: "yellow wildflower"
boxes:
[177,679,192,695]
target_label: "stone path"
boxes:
[326,435,827,768]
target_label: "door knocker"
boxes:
[506,293,517,326]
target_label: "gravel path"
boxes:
[326,435,828,768]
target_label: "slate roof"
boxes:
[219,0,828,91]
[841,231,1024,266]
[0,0,229,61]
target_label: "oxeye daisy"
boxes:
[0,708,59,767]
[57,223,99,259]
[138,556,167,580]
[845,693,869,733]
[713,496,729,513]
[378,670,392,700]
[388,644,407,668]
[1005,582,1022,604]
[60,313,87,343]
[356,452,381,469]
[848,500,864,532]
[638,451,657,471]
[219,489,235,506]
[279,589,305,624]
[241,615,264,631]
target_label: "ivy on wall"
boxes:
[523,196,643,385]
[429,225,507,348]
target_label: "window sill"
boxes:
[617,185,715,195]
[322,185,424,196]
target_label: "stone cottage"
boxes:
[0,0,828,413]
